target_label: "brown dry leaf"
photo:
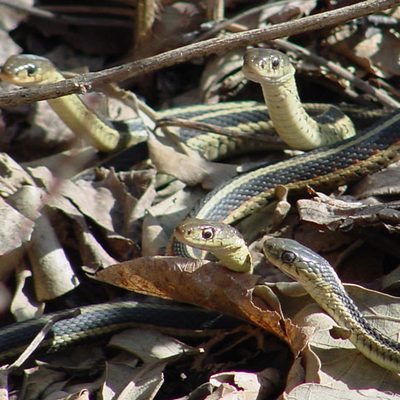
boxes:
[141,185,205,255]
[201,50,245,103]
[10,269,43,321]
[329,24,400,78]
[22,100,74,154]
[141,213,169,256]
[0,2,25,64]
[102,361,164,400]
[297,192,400,233]
[42,389,90,400]
[24,176,118,269]
[22,146,101,179]
[7,186,79,301]
[267,0,317,24]
[30,166,151,258]
[353,28,400,78]
[0,153,34,197]
[209,372,260,399]
[46,190,118,269]
[35,168,120,232]
[352,162,400,198]
[108,328,199,363]
[382,265,400,292]
[209,368,280,399]
[22,366,68,400]
[286,384,399,399]
[293,223,352,255]
[21,347,106,399]
[134,2,204,59]
[94,257,308,357]
[0,196,33,256]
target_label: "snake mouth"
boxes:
[241,65,292,86]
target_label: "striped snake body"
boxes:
[264,238,400,372]
[1,51,399,371]
[0,54,385,159]
[242,49,356,149]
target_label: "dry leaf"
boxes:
[353,162,400,198]
[0,196,33,256]
[95,256,308,357]
[148,134,237,188]
[209,370,274,399]
[274,284,400,393]
[297,192,400,233]
[267,0,317,24]
[286,384,399,400]
[102,362,164,400]
[108,328,198,363]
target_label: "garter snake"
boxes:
[173,110,400,259]
[175,222,400,372]
[242,49,356,149]
[0,53,385,158]
[264,237,400,372]
[0,50,398,365]
[0,300,241,363]
[172,50,400,371]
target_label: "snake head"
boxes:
[0,54,58,86]
[174,218,245,251]
[263,237,331,283]
[242,48,295,85]
[174,218,252,272]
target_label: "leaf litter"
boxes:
[0,1,400,399]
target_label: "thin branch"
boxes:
[0,0,399,107]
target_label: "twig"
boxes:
[5,309,80,370]
[0,0,398,107]
[155,117,285,146]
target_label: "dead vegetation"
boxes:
[0,1,400,399]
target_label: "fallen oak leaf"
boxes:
[94,256,308,357]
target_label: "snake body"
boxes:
[263,237,400,372]
[1,51,399,368]
[174,223,400,372]
[176,219,400,372]
[1,53,380,158]
[0,300,240,363]
[0,55,130,152]
[242,49,356,150]
[174,110,400,259]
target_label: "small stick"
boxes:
[0,0,397,107]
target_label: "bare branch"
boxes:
[0,0,399,107]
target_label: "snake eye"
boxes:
[25,64,37,76]
[201,227,215,240]
[281,250,296,264]
[271,56,280,69]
